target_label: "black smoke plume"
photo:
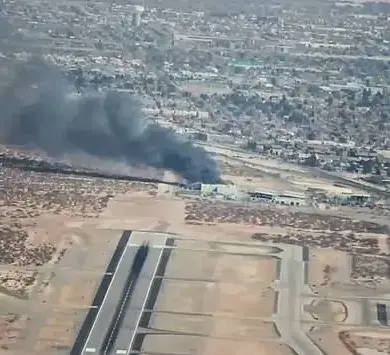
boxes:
[0,58,220,183]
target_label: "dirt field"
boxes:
[309,326,353,355]
[305,299,348,322]
[150,313,279,339]
[349,330,390,353]
[152,243,278,354]
[309,248,351,293]
[0,314,27,353]
[210,254,276,318]
[309,326,390,355]
[0,168,159,354]
[141,334,295,355]
[202,339,295,355]
[34,309,82,354]
[156,251,276,317]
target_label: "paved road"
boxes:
[111,245,165,355]
[82,246,139,354]
[308,167,390,198]
[276,245,324,355]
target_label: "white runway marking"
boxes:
[125,245,165,354]
[82,245,129,354]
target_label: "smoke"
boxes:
[0,58,220,183]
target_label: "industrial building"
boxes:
[332,193,371,206]
[180,183,308,206]
[200,183,239,200]
[248,188,308,206]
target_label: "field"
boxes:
[148,241,281,355]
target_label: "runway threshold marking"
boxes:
[71,230,132,355]
[81,240,130,354]
[127,244,166,248]
[125,244,165,355]
[127,244,282,257]
[103,261,140,353]
[127,238,175,355]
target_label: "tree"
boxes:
[325,96,333,106]
[304,153,319,167]
[361,88,372,106]
[306,131,316,140]
[246,140,257,151]
[374,166,382,175]
[372,91,383,106]
[362,159,374,174]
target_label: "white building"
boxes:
[132,5,144,27]
[201,184,238,200]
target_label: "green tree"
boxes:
[246,140,257,151]
[362,159,374,174]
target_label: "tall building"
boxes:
[132,5,144,27]
[278,16,285,29]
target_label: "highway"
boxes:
[275,245,324,355]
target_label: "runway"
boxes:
[275,245,324,355]
[108,246,163,355]
[76,231,173,355]
[71,230,132,355]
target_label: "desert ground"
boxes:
[0,145,389,355]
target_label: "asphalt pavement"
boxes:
[275,245,324,355]
[111,246,164,355]
[81,233,167,355]
[82,246,139,354]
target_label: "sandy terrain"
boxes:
[305,299,348,322]
[185,200,388,234]
[0,314,27,353]
[34,309,81,354]
[19,227,116,355]
[157,251,276,317]
[309,248,351,292]
[309,326,353,355]
[353,330,390,339]
[152,241,278,354]
[346,329,390,353]
[0,165,159,353]
[310,326,390,355]
[141,334,295,355]
[156,279,217,314]
[202,339,295,355]
[292,177,361,195]
[150,313,278,339]
[222,174,295,191]
[164,249,219,280]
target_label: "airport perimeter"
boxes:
[69,230,390,355]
